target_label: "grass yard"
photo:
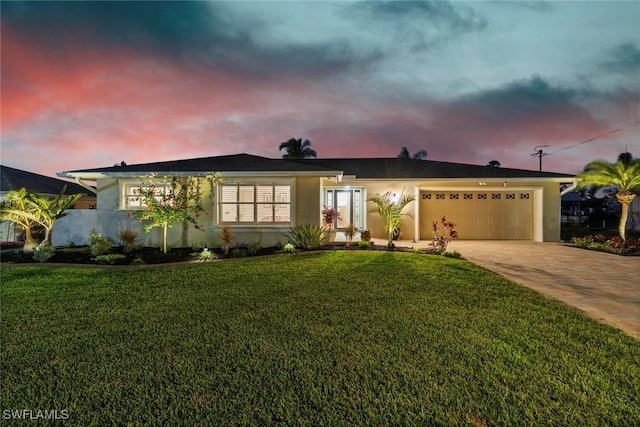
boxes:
[1,252,639,426]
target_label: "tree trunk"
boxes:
[616,191,636,240]
[43,227,53,246]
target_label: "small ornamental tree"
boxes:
[133,176,208,253]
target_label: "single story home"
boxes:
[55,154,576,248]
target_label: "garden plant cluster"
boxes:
[572,234,640,256]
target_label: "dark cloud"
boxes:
[463,76,586,123]
[342,0,486,52]
[0,1,374,79]
[1,1,229,53]
[601,43,640,73]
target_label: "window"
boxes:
[124,184,172,209]
[221,184,290,224]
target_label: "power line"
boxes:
[547,120,640,155]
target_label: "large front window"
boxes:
[221,184,291,224]
[325,188,364,229]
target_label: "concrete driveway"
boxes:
[445,241,640,340]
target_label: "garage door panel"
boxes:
[420,191,533,240]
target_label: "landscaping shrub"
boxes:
[573,234,640,255]
[244,241,261,256]
[195,248,216,262]
[219,225,234,256]
[32,244,55,262]
[427,217,458,253]
[282,243,296,253]
[94,254,127,265]
[286,224,327,250]
[118,229,139,253]
[88,230,113,256]
[357,240,372,249]
[230,248,247,258]
[343,223,357,246]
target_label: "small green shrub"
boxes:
[64,241,76,248]
[282,243,296,253]
[118,229,139,253]
[287,224,327,250]
[231,248,247,258]
[357,240,372,249]
[412,245,422,254]
[196,248,217,262]
[94,254,127,265]
[88,230,113,256]
[130,257,145,265]
[443,251,462,259]
[33,244,56,262]
[244,241,261,256]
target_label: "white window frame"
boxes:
[121,182,173,210]
[219,183,292,225]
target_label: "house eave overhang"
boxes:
[58,170,344,180]
[338,176,575,183]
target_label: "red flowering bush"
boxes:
[428,216,458,253]
[572,234,640,256]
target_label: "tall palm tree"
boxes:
[278,138,317,159]
[0,188,42,251]
[368,191,415,247]
[577,156,640,240]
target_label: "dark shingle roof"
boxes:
[288,158,573,179]
[1,165,91,195]
[60,153,574,179]
[62,154,338,174]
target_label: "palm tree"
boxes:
[397,147,428,159]
[278,138,317,159]
[0,188,42,252]
[577,155,640,240]
[368,190,415,247]
[26,186,85,245]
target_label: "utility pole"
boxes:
[531,145,550,171]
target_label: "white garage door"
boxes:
[420,191,534,240]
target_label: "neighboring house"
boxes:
[0,164,97,242]
[55,153,575,247]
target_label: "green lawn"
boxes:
[2,252,639,426]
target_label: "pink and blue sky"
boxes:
[1,1,639,178]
